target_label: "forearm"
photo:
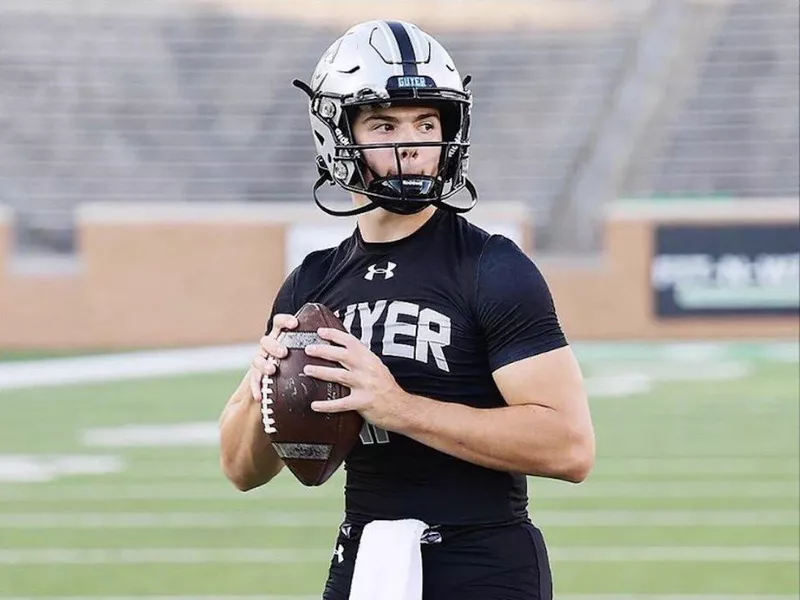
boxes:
[219,372,283,490]
[399,393,592,482]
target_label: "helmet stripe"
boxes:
[385,21,418,76]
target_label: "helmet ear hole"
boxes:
[343,106,360,141]
[438,103,461,143]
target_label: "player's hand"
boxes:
[248,314,299,402]
[305,327,410,432]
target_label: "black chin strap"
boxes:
[312,175,378,217]
[432,179,478,214]
[312,173,479,217]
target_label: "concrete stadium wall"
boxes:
[0,199,797,350]
[543,199,799,340]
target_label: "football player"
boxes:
[220,20,595,600]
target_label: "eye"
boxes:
[372,123,394,132]
[420,122,436,132]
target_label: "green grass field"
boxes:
[0,342,797,598]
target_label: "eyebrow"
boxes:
[361,111,440,124]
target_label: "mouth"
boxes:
[386,170,429,178]
[368,175,441,201]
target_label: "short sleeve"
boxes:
[264,266,301,335]
[475,235,568,371]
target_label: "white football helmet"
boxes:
[293,20,477,216]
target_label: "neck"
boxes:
[355,197,437,243]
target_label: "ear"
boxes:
[347,105,366,122]
[345,106,366,139]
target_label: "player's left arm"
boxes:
[398,235,594,482]
[398,344,594,482]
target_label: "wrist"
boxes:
[392,389,429,435]
[388,386,412,433]
[246,367,263,404]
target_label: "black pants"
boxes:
[322,520,553,600]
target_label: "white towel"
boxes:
[349,519,430,600]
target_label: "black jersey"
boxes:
[267,209,567,526]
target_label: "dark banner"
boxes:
[651,224,799,317]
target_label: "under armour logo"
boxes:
[333,543,345,564]
[421,528,443,545]
[365,262,396,281]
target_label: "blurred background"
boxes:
[2,0,798,257]
[0,0,798,598]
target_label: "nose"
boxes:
[399,146,419,160]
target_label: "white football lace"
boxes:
[260,373,277,435]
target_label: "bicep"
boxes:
[492,346,588,419]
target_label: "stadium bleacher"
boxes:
[0,0,796,255]
[624,0,799,200]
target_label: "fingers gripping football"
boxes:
[263,303,363,487]
[306,327,407,431]
[249,314,298,403]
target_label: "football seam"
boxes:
[260,371,277,435]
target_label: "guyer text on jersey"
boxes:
[333,300,451,373]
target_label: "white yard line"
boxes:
[0,547,795,564]
[0,483,340,501]
[533,510,800,527]
[0,510,796,528]
[585,363,751,396]
[0,512,343,528]
[0,481,795,501]
[0,598,318,600]
[0,346,253,391]
[553,546,799,561]
[532,481,800,499]
[0,548,329,565]
[593,457,800,476]
[0,597,797,600]
[0,342,794,392]
[60,457,800,478]
[560,597,800,600]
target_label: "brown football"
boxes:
[260,302,363,486]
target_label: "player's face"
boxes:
[351,105,443,181]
